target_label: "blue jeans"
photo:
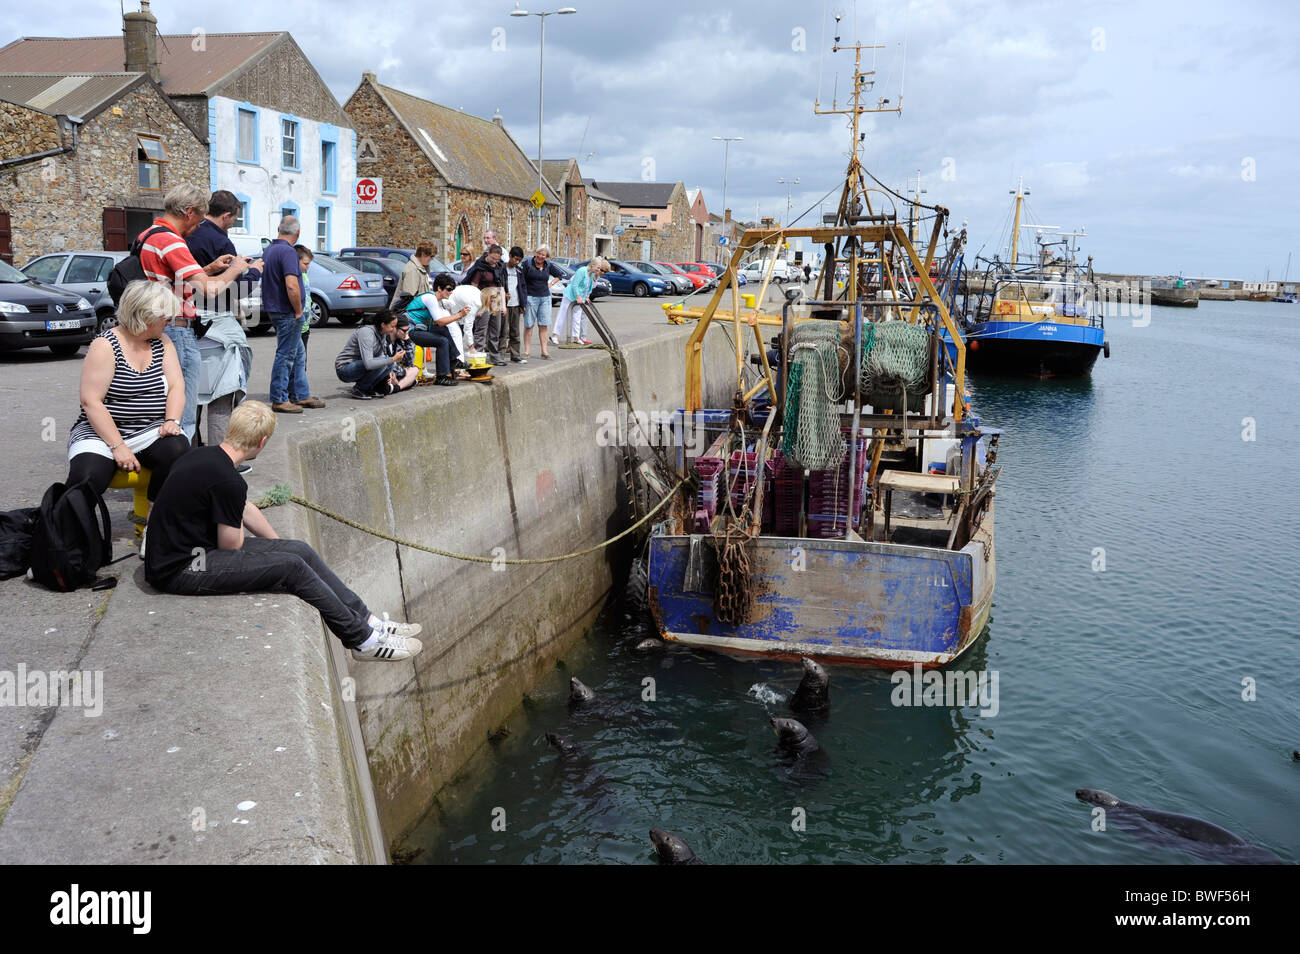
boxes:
[269,312,311,403]
[524,294,551,328]
[336,359,396,392]
[163,324,199,439]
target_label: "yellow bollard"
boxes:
[107,467,152,540]
[742,293,756,308]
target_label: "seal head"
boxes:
[1076,788,1121,807]
[790,657,830,712]
[569,677,597,709]
[649,829,703,865]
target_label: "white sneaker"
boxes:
[374,612,422,638]
[549,334,559,346]
[351,628,423,662]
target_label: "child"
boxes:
[295,245,315,349]
[476,286,508,365]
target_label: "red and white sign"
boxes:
[356,177,383,212]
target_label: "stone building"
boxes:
[684,188,709,261]
[0,3,357,252]
[581,179,620,260]
[343,73,560,259]
[586,180,693,263]
[537,158,587,259]
[708,210,745,265]
[0,73,207,264]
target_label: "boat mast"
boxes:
[1009,177,1026,269]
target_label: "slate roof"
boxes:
[582,178,619,204]
[0,33,285,97]
[365,80,558,205]
[586,180,679,208]
[539,159,573,192]
[0,72,142,119]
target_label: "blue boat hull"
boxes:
[947,320,1103,378]
[646,505,995,668]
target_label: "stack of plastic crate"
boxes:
[770,449,803,536]
[693,456,724,521]
[806,435,868,536]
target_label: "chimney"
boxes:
[363,71,377,84]
[724,209,732,223]
[492,109,504,128]
[123,1,160,83]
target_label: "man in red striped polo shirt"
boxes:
[138,185,251,440]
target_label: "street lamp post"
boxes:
[711,135,743,238]
[777,176,800,226]
[512,5,576,246]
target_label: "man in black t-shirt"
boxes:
[144,401,423,662]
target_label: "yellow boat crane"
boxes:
[670,40,968,425]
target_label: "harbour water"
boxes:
[404,301,1299,864]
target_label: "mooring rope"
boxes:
[289,478,685,565]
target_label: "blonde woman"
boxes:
[65,279,191,509]
[552,257,608,345]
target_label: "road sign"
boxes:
[356,177,382,212]
[718,236,729,246]
[614,226,626,235]
[530,189,547,209]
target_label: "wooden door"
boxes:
[102,207,128,251]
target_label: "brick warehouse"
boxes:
[0,73,207,264]
[344,72,561,258]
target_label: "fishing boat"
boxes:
[1149,276,1199,308]
[643,39,1000,668]
[958,181,1109,378]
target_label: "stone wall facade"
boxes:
[612,189,693,263]
[345,80,447,252]
[0,101,63,163]
[446,187,546,261]
[0,83,208,263]
[219,37,351,128]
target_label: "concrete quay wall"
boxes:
[289,327,736,845]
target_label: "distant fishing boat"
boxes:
[957,181,1109,378]
[1149,276,1199,307]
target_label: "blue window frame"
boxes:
[280,202,300,230]
[236,103,260,165]
[280,115,301,171]
[315,201,332,253]
[232,192,252,232]
[320,124,339,196]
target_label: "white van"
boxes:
[739,259,796,283]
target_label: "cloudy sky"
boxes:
[4,0,1297,278]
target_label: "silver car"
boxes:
[630,261,693,295]
[242,253,389,331]
[21,250,127,333]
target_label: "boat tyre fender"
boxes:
[1103,340,1111,358]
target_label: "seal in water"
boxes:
[1075,789,1282,862]
[569,677,597,709]
[649,829,704,865]
[545,732,581,757]
[771,716,821,757]
[634,638,664,652]
[789,657,830,713]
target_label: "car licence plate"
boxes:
[46,319,81,330]
[365,280,381,288]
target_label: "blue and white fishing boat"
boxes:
[958,180,1110,378]
[648,40,1001,668]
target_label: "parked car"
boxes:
[21,250,127,333]
[229,233,270,258]
[549,257,579,269]
[673,262,721,291]
[629,261,692,295]
[338,247,454,280]
[656,261,711,292]
[703,262,747,285]
[242,254,388,332]
[549,263,612,303]
[341,256,403,300]
[739,259,795,283]
[0,258,97,356]
[578,260,667,297]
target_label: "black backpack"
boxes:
[107,225,175,306]
[28,480,115,592]
[0,506,40,580]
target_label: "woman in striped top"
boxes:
[66,280,191,508]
